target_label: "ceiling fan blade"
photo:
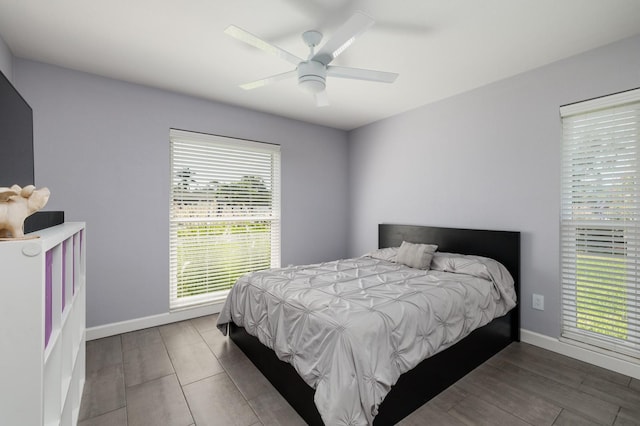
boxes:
[315,90,330,107]
[312,11,374,65]
[240,70,297,90]
[225,25,302,66]
[327,66,398,83]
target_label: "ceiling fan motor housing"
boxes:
[297,60,326,93]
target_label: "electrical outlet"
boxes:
[532,294,544,311]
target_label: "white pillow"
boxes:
[430,252,517,307]
[396,241,438,270]
[365,247,398,262]
[430,252,491,279]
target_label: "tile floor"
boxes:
[78,314,640,425]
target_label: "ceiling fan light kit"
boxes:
[297,61,326,93]
[225,11,398,107]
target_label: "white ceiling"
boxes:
[1,1,639,130]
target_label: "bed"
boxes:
[218,224,520,425]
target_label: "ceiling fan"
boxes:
[224,11,399,107]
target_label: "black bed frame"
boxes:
[229,224,521,425]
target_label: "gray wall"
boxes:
[347,34,640,338]
[0,33,12,81]
[14,59,349,328]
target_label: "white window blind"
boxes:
[560,88,640,359]
[169,129,281,310]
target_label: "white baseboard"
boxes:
[521,328,640,380]
[86,303,224,340]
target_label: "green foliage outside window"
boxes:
[576,254,628,340]
[172,171,275,300]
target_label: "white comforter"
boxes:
[217,252,516,425]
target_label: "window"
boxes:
[560,88,640,359]
[169,129,281,310]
